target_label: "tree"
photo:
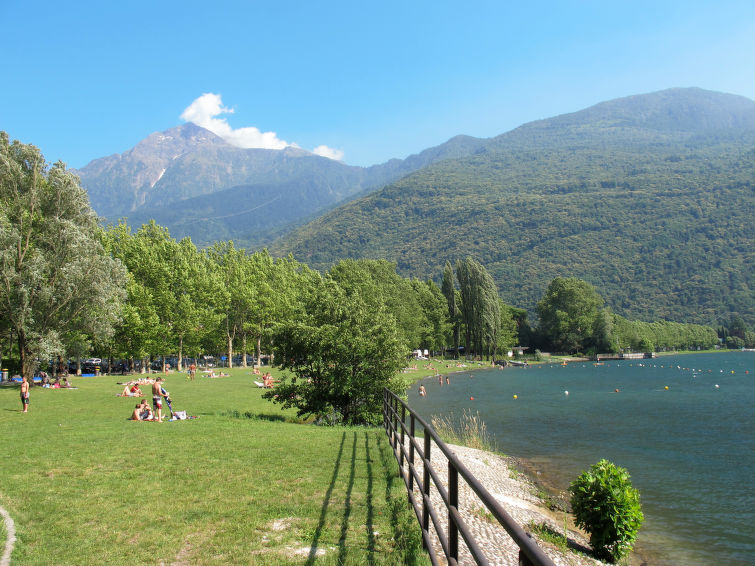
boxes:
[442,261,460,358]
[537,277,605,354]
[264,276,408,425]
[329,259,424,348]
[0,133,126,377]
[410,278,449,354]
[245,251,310,369]
[206,241,256,369]
[456,257,500,358]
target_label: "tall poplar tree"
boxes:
[442,261,460,358]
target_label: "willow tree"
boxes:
[0,133,126,377]
[455,257,500,359]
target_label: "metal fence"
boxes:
[382,388,556,566]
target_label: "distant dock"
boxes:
[594,352,656,361]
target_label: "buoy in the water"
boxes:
[470,396,474,400]
[615,388,620,393]
[715,384,720,389]
[513,394,518,399]
[664,385,669,390]
[564,390,569,395]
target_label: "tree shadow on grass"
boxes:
[306,432,346,566]
[305,429,423,565]
[217,409,293,422]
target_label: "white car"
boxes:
[84,358,102,365]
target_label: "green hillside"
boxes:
[271,89,755,327]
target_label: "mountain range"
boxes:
[77,123,485,247]
[77,88,755,327]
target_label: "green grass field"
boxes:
[0,367,429,565]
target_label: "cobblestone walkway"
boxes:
[395,440,605,566]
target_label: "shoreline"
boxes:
[410,440,606,565]
[513,454,655,566]
[402,358,664,565]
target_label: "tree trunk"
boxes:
[453,324,460,359]
[256,335,262,369]
[18,328,34,379]
[241,335,248,368]
[177,335,184,372]
[227,334,233,369]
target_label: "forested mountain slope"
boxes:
[271,89,755,327]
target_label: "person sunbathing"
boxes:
[130,404,144,420]
[138,399,154,420]
[131,400,154,420]
[262,373,277,388]
[121,383,142,397]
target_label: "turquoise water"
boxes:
[406,352,754,566]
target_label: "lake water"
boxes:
[406,352,754,566]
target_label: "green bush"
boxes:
[569,459,644,563]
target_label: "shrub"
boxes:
[568,459,643,563]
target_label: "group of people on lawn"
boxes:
[19,375,74,413]
[129,377,169,422]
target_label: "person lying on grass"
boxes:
[262,373,277,388]
[120,383,143,396]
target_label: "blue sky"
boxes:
[3,0,755,168]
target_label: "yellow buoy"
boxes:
[513,394,518,399]
[664,386,669,390]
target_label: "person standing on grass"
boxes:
[152,377,167,422]
[20,375,30,412]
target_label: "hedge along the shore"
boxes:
[569,459,644,563]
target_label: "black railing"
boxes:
[383,388,556,566]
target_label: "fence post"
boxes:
[400,404,406,467]
[409,414,415,491]
[392,396,398,448]
[423,432,431,547]
[519,549,535,566]
[449,462,459,561]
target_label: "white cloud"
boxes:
[312,145,345,161]
[180,93,343,160]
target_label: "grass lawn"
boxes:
[0,367,427,565]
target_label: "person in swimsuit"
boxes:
[152,377,167,422]
[20,376,30,412]
[138,399,153,420]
